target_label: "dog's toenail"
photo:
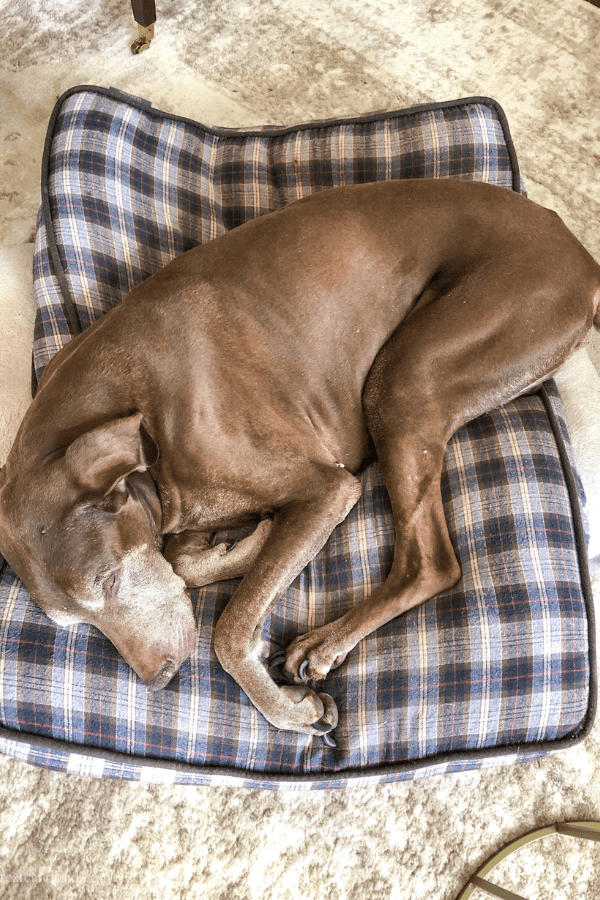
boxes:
[299,659,309,681]
[268,650,287,668]
[322,732,337,748]
[226,538,238,553]
[312,717,333,733]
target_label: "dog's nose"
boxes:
[144,659,178,692]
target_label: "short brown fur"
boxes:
[1,180,599,735]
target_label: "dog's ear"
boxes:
[65,413,159,496]
[0,467,5,489]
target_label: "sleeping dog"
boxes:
[1,179,599,739]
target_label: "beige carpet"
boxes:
[1,1,600,897]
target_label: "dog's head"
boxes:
[0,413,198,691]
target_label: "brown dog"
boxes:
[0,179,599,739]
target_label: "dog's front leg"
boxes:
[164,518,274,587]
[213,468,362,736]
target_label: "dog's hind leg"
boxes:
[283,264,590,684]
[283,365,462,684]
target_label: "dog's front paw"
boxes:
[164,519,274,588]
[273,685,338,737]
[282,624,349,683]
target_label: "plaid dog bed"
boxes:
[0,86,595,789]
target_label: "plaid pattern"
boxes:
[0,87,594,789]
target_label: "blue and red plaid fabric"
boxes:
[0,87,594,789]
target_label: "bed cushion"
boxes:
[0,86,595,789]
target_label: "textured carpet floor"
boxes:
[1,1,600,898]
